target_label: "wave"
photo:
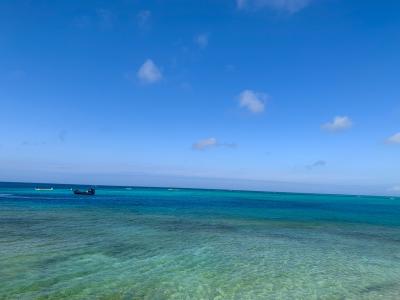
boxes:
[0,194,75,201]
[0,193,13,197]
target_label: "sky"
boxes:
[0,0,400,195]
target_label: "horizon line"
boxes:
[1,180,397,199]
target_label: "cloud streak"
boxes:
[137,10,151,28]
[58,130,67,143]
[192,138,236,150]
[322,116,353,132]
[386,132,400,144]
[236,0,313,13]
[306,160,326,170]
[194,33,209,49]
[389,185,400,194]
[193,137,217,150]
[238,90,267,114]
[73,9,114,30]
[96,9,114,29]
[137,59,163,83]
[9,70,26,80]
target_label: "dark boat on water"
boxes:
[73,188,95,196]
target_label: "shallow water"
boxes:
[1,182,400,299]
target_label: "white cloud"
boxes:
[386,132,400,144]
[192,138,236,150]
[137,59,162,83]
[237,0,313,13]
[194,33,209,49]
[322,116,353,132]
[193,138,218,150]
[238,90,267,114]
[137,10,151,28]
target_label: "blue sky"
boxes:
[1,0,400,195]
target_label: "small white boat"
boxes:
[35,187,54,191]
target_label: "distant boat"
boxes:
[35,187,54,191]
[73,188,95,196]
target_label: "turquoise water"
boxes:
[2,183,400,299]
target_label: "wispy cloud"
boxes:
[73,15,92,29]
[73,9,114,30]
[225,64,236,72]
[322,116,353,132]
[20,141,46,146]
[306,160,327,170]
[137,10,151,28]
[389,185,400,193]
[237,0,247,9]
[386,132,400,144]
[194,33,209,49]
[180,82,192,91]
[96,8,114,29]
[193,137,218,150]
[236,0,313,13]
[58,130,67,143]
[9,70,26,80]
[192,138,236,150]
[238,90,267,114]
[137,59,163,83]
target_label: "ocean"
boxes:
[1,182,400,299]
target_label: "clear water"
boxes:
[1,182,400,299]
